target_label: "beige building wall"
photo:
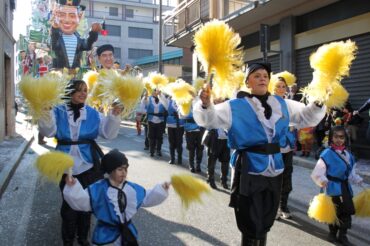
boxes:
[0,0,16,142]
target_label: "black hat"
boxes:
[57,0,81,6]
[101,149,129,174]
[245,62,272,80]
[97,44,114,56]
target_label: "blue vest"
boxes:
[228,96,289,173]
[88,179,146,244]
[166,100,184,127]
[183,111,200,131]
[280,127,296,149]
[54,105,100,164]
[320,148,355,196]
[146,96,166,122]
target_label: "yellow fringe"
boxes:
[193,77,207,93]
[353,189,370,217]
[171,174,211,209]
[194,19,244,83]
[308,193,338,224]
[83,70,99,89]
[35,151,74,183]
[19,71,69,122]
[302,40,357,109]
[147,72,169,90]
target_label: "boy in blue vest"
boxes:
[63,149,170,245]
[311,126,363,245]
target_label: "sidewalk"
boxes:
[0,113,34,198]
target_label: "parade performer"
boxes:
[182,108,205,173]
[159,94,185,165]
[202,98,230,189]
[194,63,326,245]
[38,79,122,246]
[51,0,101,69]
[63,149,170,245]
[311,126,363,245]
[141,89,166,157]
[269,72,297,219]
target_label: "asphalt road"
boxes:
[0,125,369,246]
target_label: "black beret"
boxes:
[245,62,272,80]
[101,149,128,174]
[57,0,81,6]
[97,44,114,56]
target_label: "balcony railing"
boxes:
[163,0,262,41]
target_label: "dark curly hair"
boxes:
[328,125,349,147]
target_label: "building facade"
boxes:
[82,0,181,67]
[164,0,370,153]
[0,0,16,142]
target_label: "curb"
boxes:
[0,135,34,199]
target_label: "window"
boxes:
[114,47,121,60]
[128,48,153,59]
[105,24,121,37]
[128,27,153,39]
[109,7,119,16]
[125,9,134,18]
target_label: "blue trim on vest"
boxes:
[228,96,289,173]
[54,105,100,164]
[184,111,199,131]
[147,97,165,121]
[126,181,146,209]
[166,100,184,126]
[320,148,354,196]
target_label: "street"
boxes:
[0,124,369,246]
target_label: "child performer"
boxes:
[311,125,363,245]
[63,149,170,245]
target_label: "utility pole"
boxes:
[158,0,163,73]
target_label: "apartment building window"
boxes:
[125,9,134,18]
[114,47,121,60]
[128,27,153,39]
[128,48,153,59]
[105,24,121,36]
[109,7,119,16]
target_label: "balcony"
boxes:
[163,0,258,47]
[86,10,156,23]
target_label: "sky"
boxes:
[13,0,33,40]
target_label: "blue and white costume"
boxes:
[63,179,168,245]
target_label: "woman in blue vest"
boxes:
[311,126,363,245]
[159,95,185,164]
[38,79,122,246]
[182,109,205,173]
[271,75,297,220]
[141,89,166,157]
[194,63,326,246]
[63,149,169,245]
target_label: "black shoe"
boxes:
[168,159,175,164]
[280,207,292,219]
[209,181,217,189]
[177,158,182,165]
[150,152,154,157]
[144,146,149,150]
[222,182,229,189]
[195,166,201,173]
[157,151,162,157]
[327,232,337,243]
[78,240,90,246]
[190,167,195,173]
[337,234,351,246]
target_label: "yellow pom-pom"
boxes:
[147,72,169,90]
[83,70,99,89]
[308,193,338,224]
[194,19,244,83]
[193,77,206,93]
[19,72,69,122]
[178,101,192,116]
[168,79,195,104]
[171,174,211,209]
[35,151,74,183]
[353,189,370,217]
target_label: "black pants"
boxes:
[280,151,293,210]
[185,129,205,166]
[60,168,102,245]
[148,121,165,154]
[232,173,283,239]
[168,126,184,160]
[143,124,149,149]
[315,130,326,148]
[207,138,230,182]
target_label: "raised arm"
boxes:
[142,183,169,207]
[285,99,326,129]
[63,179,92,212]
